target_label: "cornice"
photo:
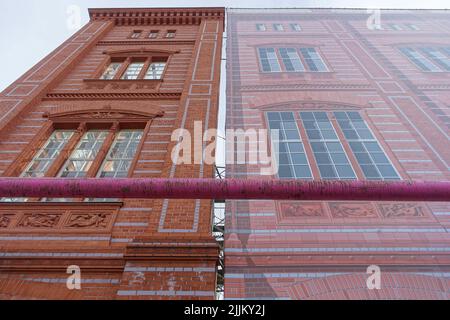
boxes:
[89,7,225,26]
[240,83,374,92]
[43,92,182,101]
[97,40,196,46]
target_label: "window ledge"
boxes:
[82,79,162,92]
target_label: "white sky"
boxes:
[0,0,449,92]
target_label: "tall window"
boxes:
[299,48,328,72]
[22,131,74,178]
[97,130,143,178]
[279,48,305,72]
[258,47,328,73]
[121,62,145,80]
[59,131,108,178]
[334,112,400,180]
[300,112,356,180]
[258,48,281,72]
[421,47,450,71]
[100,62,122,80]
[400,47,441,72]
[256,24,266,31]
[267,112,312,179]
[144,62,166,79]
[273,24,284,31]
[290,23,301,31]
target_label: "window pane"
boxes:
[421,47,450,71]
[258,48,281,72]
[267,112,312,179]
[335,111,400,180]
[300,48,328,72]
[256,24,266,31]
[100,62,122,80]
[279,48,305,72]
[144,62,166,79]
[59,131,108,178]
[300,112,356,180]
[400,47,441,72]
[121,62,145,80]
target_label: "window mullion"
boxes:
[127,120,152,178]
[114,57,131,80]
[86,122,119,178]
[138,58,152,79]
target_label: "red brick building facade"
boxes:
[225,9,450,299]
[0,7,224,300]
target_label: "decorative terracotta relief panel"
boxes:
[0,203,121,233]
[377,203,428,218]
[329,202,379,218]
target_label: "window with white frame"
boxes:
[267,112,312,179]
[299,48,328,72]
[131,30,142,39]
[290,23,302,31]
[421,47,450,71]
[258,48,281,72]
[257,47,328,73]
[256,24,266,31]
[279,48,305,72]
[273,23,284,31]
[400,47,441,72]
[300,112,356,180]
[334,111,400,180]
[389,23,403,31]
[405,23,420,30]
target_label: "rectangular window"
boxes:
[300,112,356,180]
[258,48,281,72]
[148,30,159,38]
[100,62,122,80]
[400,47,441,72]
[334,111,400,180]
[405,23,420,31]
[58,131,108,178]
[279,48,305,72]
[256,24,266,31]
[144,62,166,79]
[166,30,176,38]
[389,23,403,31]
[97,130,143,178]
[421,47,450,71]
[267,112,312,179]
[290,23,301,31]
[121,62,145,80]
[300,48,328,72]
[22,131,74,177]
[131,30,142,39]
[273,24,284,31]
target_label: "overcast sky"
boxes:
[0,0,449,91]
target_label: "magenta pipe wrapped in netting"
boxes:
[0,178,449,201]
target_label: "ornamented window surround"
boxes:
[259,101,404,181]
[93,48,179,81]
[3,107,163,184]
[253,44,333,77]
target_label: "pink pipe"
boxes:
[0,178,449,201]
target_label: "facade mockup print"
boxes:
[225,9,450,300]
